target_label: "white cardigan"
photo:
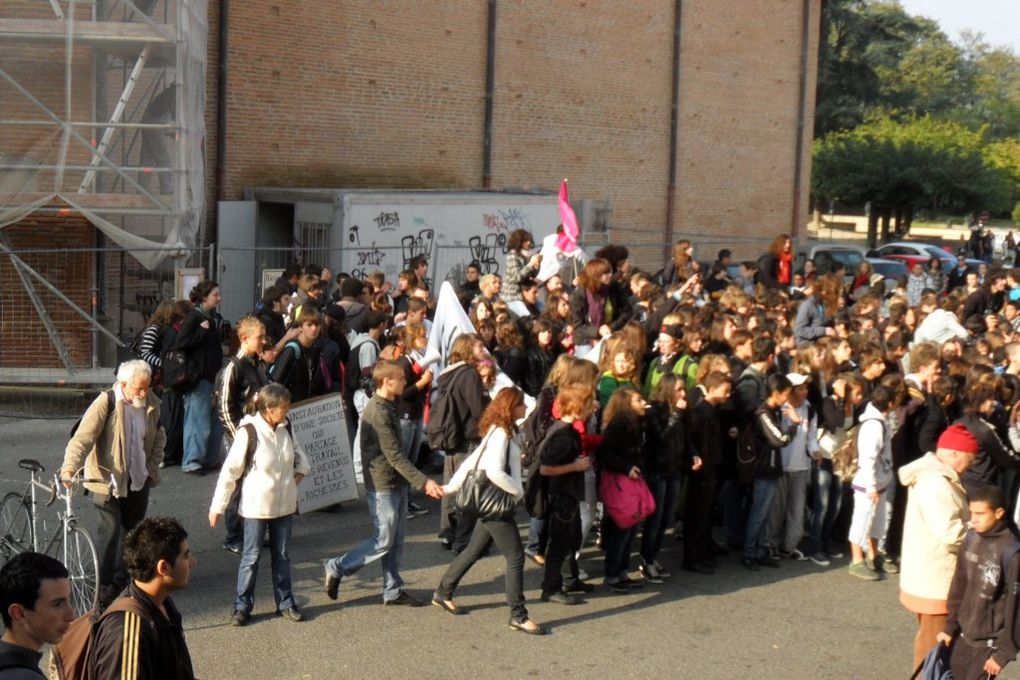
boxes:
[443,425,524,500]
[210,413,311,519]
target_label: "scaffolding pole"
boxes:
[79,44,150,193]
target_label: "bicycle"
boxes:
[0,458,106,616]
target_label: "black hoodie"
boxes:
[944,523,1020,668]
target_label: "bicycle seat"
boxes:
[18,459,45,473]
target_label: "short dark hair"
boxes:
[741,260,758,272]
[766,373,792,396]
[869,384,896,412]
[751,337,776,363]
[340,278,366,299]
[304,263,324,277]
[365,310,389,330]
[0,552,68,628]
[519,277,538,292]
[717,249,731,261]
[970,484,1007,511]
[466,261,481,273]
[409,255,428,270]
[283,262,303,279]
[123,517,189,583]
[261,285,287,309]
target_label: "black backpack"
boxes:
[426,368,465,452]
[520,388,555,468]
[70,390,115,439]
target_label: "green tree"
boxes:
[813,116,1011,245]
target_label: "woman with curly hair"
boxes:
[433,387,546,635]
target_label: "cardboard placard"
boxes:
[289,393,357,513]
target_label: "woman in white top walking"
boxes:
[209,384,311,626]
[432,387,545,635]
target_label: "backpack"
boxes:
[345,336,379,394]
[426,367,466,452]
[51,596,148,680]
[675,355,699,391]
[832,416,883,482]
[524,421,572,519]
[228,423,261,510]
[275,341,332,392]
[909,642,952,680]
[519,388,555,468]
[70,390,115,439]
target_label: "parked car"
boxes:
[868,242,984,270]
[803,244,865,286]
[867,258,908,295]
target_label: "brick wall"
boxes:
[0,216,94,368]
[208,0,822,269]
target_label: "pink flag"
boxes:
[555,179,579,252]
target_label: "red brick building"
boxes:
[206,0,821,264]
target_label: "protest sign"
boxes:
[289,393,357,513]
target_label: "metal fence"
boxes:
[0,245,212,387]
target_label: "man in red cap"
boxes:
[898,423,980,670]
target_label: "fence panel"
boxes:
[0,246,209,385]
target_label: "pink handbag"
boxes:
[599,471,656,529]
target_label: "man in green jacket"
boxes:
[324,360,443,606]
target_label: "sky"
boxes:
[898,0,1020,52]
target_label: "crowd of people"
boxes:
[7,226,1020,675]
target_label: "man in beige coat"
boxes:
[899,424,979,670]
[62,360,165,608]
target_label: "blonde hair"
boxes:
[235,316,266,341]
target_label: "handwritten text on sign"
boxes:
[290,393,357,513]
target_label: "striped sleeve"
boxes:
[92,609,151,680]
[217,359,239,437]
[120,610,142,680]
[137,325,163,368]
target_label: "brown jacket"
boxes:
[62,388,164,497]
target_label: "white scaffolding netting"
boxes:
[0,0,207,269]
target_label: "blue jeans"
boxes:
[525,517,546,556]
[744,477,778,560]
[325,487,408,602]
[398,417,423,463]
[182,379,220,471]
[235,515,295,614]
[809,459,843,555]
[641,474,680,563]
[602,514,636,583]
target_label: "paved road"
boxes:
[1,415,1009,680]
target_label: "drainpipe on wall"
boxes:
[790,0,812,246]
[214,0,230,244]
[663,0,683,265]
[482,0,497,189]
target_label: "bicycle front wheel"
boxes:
[50,527,99,616]
[0,492,32,566]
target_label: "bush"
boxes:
[1015,201,1020,227]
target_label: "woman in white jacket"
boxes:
[432,387,545,635]
[848,385,896,580]
[209,384,311,626]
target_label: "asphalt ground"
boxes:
[1,414,1012,680]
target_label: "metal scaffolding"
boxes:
[0,0,208,379]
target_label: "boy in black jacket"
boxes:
[937,485,1020,680]
[742,374,797,571]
